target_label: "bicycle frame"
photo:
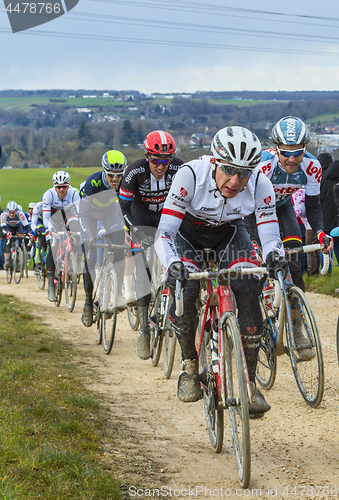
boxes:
[197,274,251,407]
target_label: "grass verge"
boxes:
[304,260,339,296]
[0,293,127,499]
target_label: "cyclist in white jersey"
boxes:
[155,126,288,415]
[43,170,80,301]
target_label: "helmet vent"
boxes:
[228,142,236,158]
[247,147,256,162]
[240,142,247,160]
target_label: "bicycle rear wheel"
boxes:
[149,287,164,367]
[199,310,224,453]
[36,249,46,290]
[285,285,324,408]
[65,252,77,312]
[163,323,176,379]
[127,304,139,330]
[224,314,251,489]
[101,269,118,355]
[256,295,277,390]
[54,274,62,307]
[13,247,23,284]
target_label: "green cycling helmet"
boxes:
[102,150,127,173]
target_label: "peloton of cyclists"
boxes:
[42,171,80,301]
[154,126,289,416]
[79,150,128,327]
[119,131,184,360]
[1,201,32,271]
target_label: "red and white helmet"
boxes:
[144,131,176,156]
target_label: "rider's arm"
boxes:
[155,165,195,269]
[304,194,323,236]
[119,173,136,230]
[42,189,54,233]
[254,171,285,261]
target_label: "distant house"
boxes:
[77,108,92,114]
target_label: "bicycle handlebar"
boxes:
[285,244,329,275]
[93,242,131,251]
[188,266,268,281]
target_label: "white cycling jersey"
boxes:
[31,201,43,232]
[155,155,284,269]
[259,149,321,208]
[42,186,79,233]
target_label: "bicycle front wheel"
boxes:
[22,243,28,279]
[149,287,164,367]
[36,250,46,290]
[101,269,118,355]
[13,247,23,284]
[163,324,176,379]
[65,252,77,312]
[256,295,277,390]
[199,314,224,453]
[224,314,251,489]
[54,274,62,307]
[285,286,324,408]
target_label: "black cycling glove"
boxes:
[166,261,189,289]
[266,251,289,280]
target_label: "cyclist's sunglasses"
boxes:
[54,184,69,189]
[148,155,172,166]
[277,146,306,158]
[214,160,253,179]
[106,172,123,178]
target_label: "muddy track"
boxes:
[1,271,339,499]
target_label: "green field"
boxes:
[0,97,132,111]
[306,113,339,126]
[0,167,98,209]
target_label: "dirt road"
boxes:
[1,271,339,499]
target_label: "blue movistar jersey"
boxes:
[80,171,113,198]
[258,148,321,208]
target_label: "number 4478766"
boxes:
[6,3,61,14]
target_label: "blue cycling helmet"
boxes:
[271,116,310,145]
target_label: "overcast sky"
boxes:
[1,0,339,93]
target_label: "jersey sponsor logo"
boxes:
[170,193,186,203]
[91,179,101,187]
[259,211,274,218]
[119,188,134,198]
[200,206,216,212]
[260,162,272,175]
[263,196,271,205]
[142,195,166,204]
[274,186,300,195]
[124,166,145,184]
[306,161,322,183]
[180,187,188,197]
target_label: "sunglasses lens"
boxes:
[278,148,304,158]
[217,162,252,178]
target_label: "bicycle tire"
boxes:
[224,314,251,489]
[284,285,324,408]
[127,304,139,330]
[199,311,224,453]
[6,258,12,283]
[95,306,102,345]
[149,286,164,367]
[65,252,77,312]
[36,249,46,290]
[13,247,23,284]
[163,324,176,379]
[337,316,339,365]
[22,243,28,279]
[54,274,62,307]
[256,295,277,390]
[102,269,118,355]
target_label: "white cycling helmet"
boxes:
[271,116,310,145]
[17,205,23,212]
[53,170,70,186]
[6,200,18,212]
[29,202,36,209]
[211,126,262,168]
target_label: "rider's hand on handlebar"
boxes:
[6,232,12,239]
[266,251,289,280]
[317,231,334,254]
[166,261,189,289]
